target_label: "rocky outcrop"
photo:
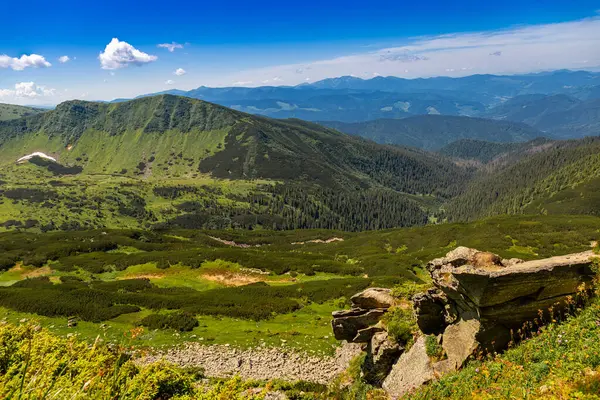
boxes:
[427,248,595,351]
[331,287,404,384]
[332,247,597,398]
[331,288,396,342]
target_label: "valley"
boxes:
[1,72,600,399]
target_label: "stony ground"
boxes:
[140,342,363,384]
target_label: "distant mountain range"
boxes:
[117,70,600,124]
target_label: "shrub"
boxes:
[425,335,444,360]
[140,312,199,332]
[383,306,417,345]
[124,361,194,399]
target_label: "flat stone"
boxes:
[353,323,385,343]
[433,251,595,308]
[382,336,434,399]
[332,309,387,341]
[351,288,397,309]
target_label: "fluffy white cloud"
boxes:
[216,17,600,86]
[165,80,175,85]
[158,42,183,52]
[58,55,70,63]
[0,82,55,99]
[99,38,158,70]
[0,54,51,71]
[174,68,186,76]
[15,82,55,97]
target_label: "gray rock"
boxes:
[432,359,456,377]
[441,318,481,369]
[353,322,385,343]
[332,308,387,342]
[363,331,403,384]
[382,336,434,399]
[428,246,479,270]
[434,251,595,309]
[351,288,397,309]
[412,289,449,335]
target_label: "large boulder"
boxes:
[351,288,397,309]
[433,250,596,335]
[331,308,387,342]
[382,336,435,399]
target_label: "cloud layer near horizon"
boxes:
[220,17,600,86]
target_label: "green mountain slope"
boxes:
[319,115,543,150]
[446,136,600,221]
[0,95,471,232]
[0,103,45,121]
[0,95,466,193]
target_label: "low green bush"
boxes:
[140,312,199,332]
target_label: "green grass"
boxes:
[0,300,340,354]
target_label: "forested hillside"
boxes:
[446,137,600,221]
[1,94,600,233]
[0,95,470,232]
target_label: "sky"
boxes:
[1,0,600,105]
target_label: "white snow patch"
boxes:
[16,152,56,163]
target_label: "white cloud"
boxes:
[174,68,186,76]
[158,42,184,52]
[165,80,175,85]
[16,82,55,97]
[0,54,51,71]
[216,17,600,86]
[58,55,70,63]
[99,38,158,70]
[0,82,56,99]
[233,81,253,86]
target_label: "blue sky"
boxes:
[1,0,600,104]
